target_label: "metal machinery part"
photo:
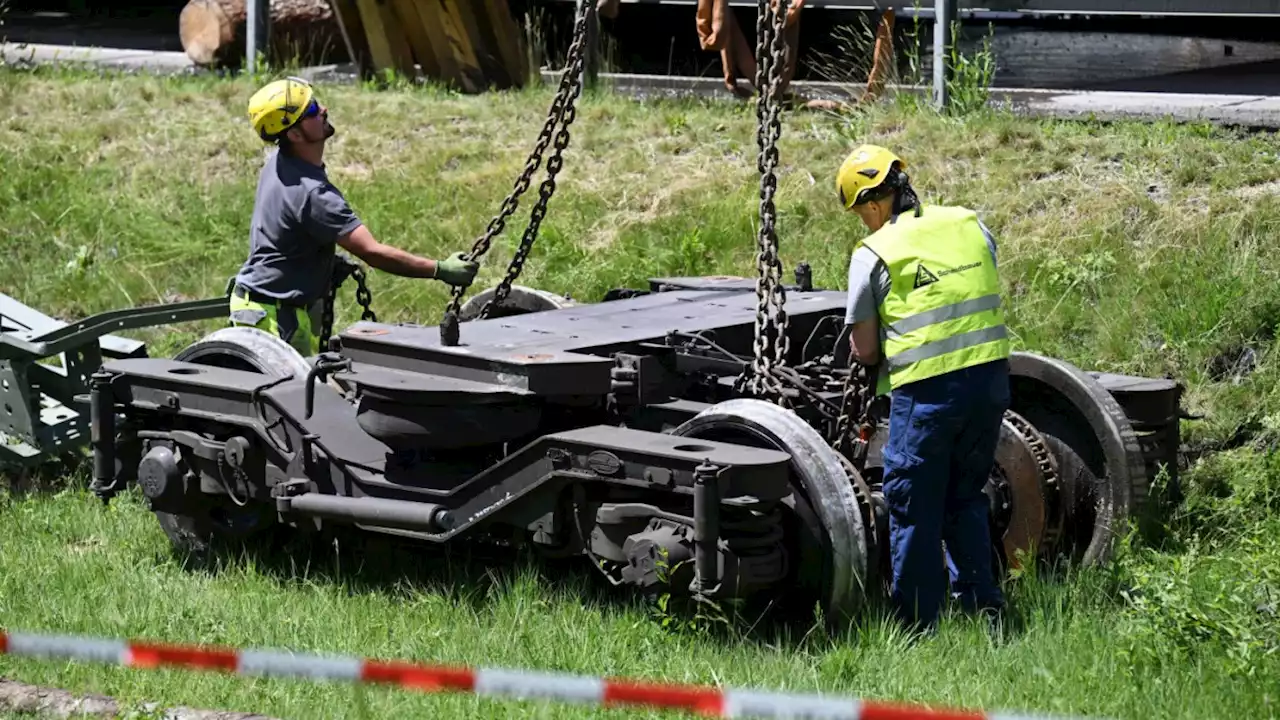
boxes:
[82,274,1190,626]
[0,253,374,478]
[988,411,1057,570]
[124,327,313,557]
[456,285,577,322]
[1006,353,1172,566]
[671,399,868,622]
[0,291,227,476]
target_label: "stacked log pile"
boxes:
[178,0,529,91]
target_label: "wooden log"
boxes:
[388,0,449,82]
[353,0,417,77]
[476,0,529,88]
[179,0,348,68]
[328,0,374,76]
[436,0,488,90]
[447,0,510,89]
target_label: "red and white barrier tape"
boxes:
[0,628,1091,720]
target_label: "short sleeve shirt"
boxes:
[234,149,364,305]
[845,217,998,325]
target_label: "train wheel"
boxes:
[673,399,871,626]
[153,327,307,564]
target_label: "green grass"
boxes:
[1,66,1279,719]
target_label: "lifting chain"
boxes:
[834,363,876,464]
[319,254,377,352]
[438,1,592,347]
[735,0,793,404]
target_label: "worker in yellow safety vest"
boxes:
[234,77,479,356]
[837,144,1010,632]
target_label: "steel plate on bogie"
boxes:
[336,289,848,396]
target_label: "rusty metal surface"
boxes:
[992,412,1053,569]
[1008,352,1151,565]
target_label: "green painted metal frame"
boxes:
[1,293,229,469]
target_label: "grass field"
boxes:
[1,62,1279,719]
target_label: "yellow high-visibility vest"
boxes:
[861,204,1010,395]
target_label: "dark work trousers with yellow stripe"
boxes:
[228,286,323,357]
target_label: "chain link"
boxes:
[439,2,592,345]
[736,0,792,404]
[321,292,336,352]
[753,0,774,168]
[316,1,592,351]
[352,267,377,322]
[484,40,585,318]
[1002,410,1064,553]
[319,255,378,352]
[833,367,858,453]
[834,363,876,463]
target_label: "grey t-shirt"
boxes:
[845,218,998,326]
[234,149,363,305]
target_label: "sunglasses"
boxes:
[301,99,322,119]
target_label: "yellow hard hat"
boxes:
[247,76,317,141]
[836,144,906,210]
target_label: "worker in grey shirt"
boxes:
[846,227,998,361]
[846,220,996,401]
[838,144,1010,633]
[233,77,479,356]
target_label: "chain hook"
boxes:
[439,0,593,347]
[319,254,378,353]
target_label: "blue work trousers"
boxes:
[882,358,1010,631]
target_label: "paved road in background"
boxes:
[4,10,1280,129]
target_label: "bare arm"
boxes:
[849,318,880,366]
[337,225,437,279]
[845,245,885,367]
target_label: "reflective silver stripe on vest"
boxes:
[884,293,1003,339]
[885,324,1008,371]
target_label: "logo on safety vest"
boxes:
[913,264,940,289]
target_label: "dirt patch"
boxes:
[332,162,373,182]
[1231,179,1280,201]
[0,678,277,719]
[1207,344,1261,384]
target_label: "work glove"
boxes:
[435,251,479,287]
